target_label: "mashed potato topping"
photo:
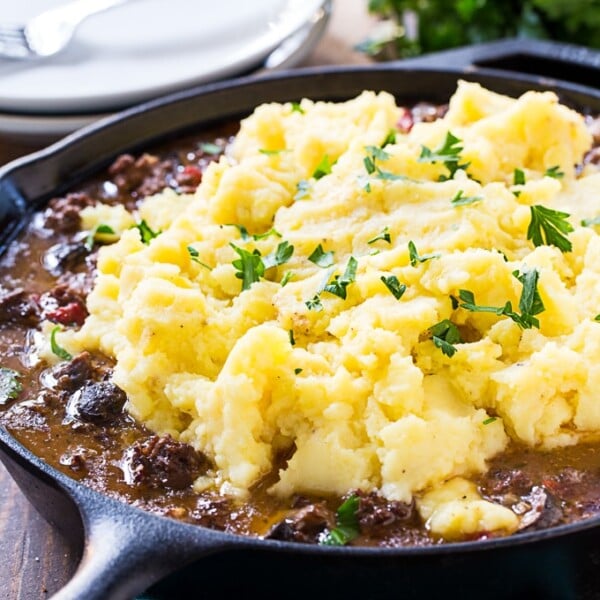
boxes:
[66,81,600,539]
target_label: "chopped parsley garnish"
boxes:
[50,326,72,361]
[513,268,545,328]
[199,142,222,155]
[458,267,544,330]
[253,228,282,240]
[305,294,324,311]
[259,148,286,156]
[228,224,282,241]
[289,330,296,346]
[408,240,440,267]
[513,168,526,186]
[313,155,333,180]
[364,145,390,174]
[482,416,497,425]
[544,165,564,179]
[380,275,406,300]
[367,227,392,244]
[308,244,335,268]
[527,204,573,253]
[231,240,294,291]
[290,102,305,114]
[230,244,265,291]
[294,179,312,201]
[84,223,116,251]
[227,223,251,241]
[294,367,303,375]
[362,146,406,189]
[594,314,600,322]
[418,131,469,180]
[263,241,294,270]
[450,190,482,207]
[429,319,462,357]
[280,271,294,287]
[134,220,160,244]
[581,216,600,227]
[186,246,212,270]
[323,256,358,300]
[320,495,360,546]
[0,367,22,405]
[382,129,397,147]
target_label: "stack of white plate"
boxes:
[0,0,331,142]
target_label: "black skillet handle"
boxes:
[50,484,235,600]
[399,38,600,88]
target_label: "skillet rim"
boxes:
[1,63,600,558]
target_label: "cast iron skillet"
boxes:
[1,40,600,600]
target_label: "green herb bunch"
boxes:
[364,0,600,59]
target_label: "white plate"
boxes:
[0,1,331,143]
[0,0,324,114]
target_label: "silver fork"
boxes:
[0,0,132,60]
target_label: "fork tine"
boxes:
[0,29,26,41]
[0,27,32,59]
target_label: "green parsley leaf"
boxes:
[280,271,294,287]
[294,179,311,201]
[263,241,294,270]
[362,145,406,187]
[50,326,72,361]
[364,145,391,163]
[482,417,497,425]
[374,170,406,182]
[230,244,265,291]
[308,244,335,268]
[228,225,282,242]
[227,223,251,241]
[429,319,462,357]
[313,155,333,180]
[368,227,392,245]
[380,275,406,300]
[581,216,600,227]
[408,240,440,267]
[418,131,469,180]
[199,142,222,155]
[458,270,545,330]
[358,175,372,193]
[513,268,545,328]
[259,149,286,156]
[294,367,303,375]
[133,220,160,244]
[290,102,305,114]
[288,330,296,346]
[451,190,482,207]
[0,367,22,405]
[305,294,324,312]
[544,165,565,179]
[527,204,573,253]
[320,495,360,546]
[513,168,526,186]
[186,246,212,270]
[458,289,507,315]
[253,228,282,240]
[594,314,600,322]
[84,224,116,251]
[382,129,397,147]
[323,256,358,300]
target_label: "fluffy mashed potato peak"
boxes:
[71,81,600,539]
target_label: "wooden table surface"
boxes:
[0,3,376,598]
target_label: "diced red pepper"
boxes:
[46,301,87,327]
[180,165,202,186]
